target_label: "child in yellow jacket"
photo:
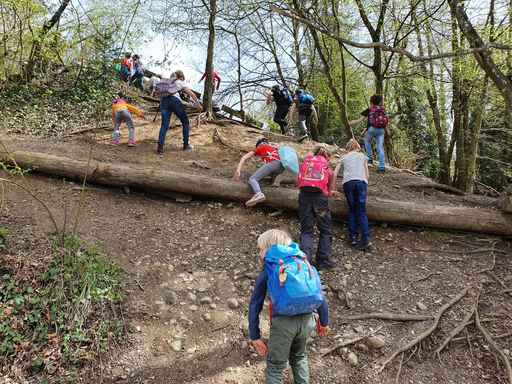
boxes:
[109,94,147,147]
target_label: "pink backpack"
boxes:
[298,155,329,196]
[154,77,180,99]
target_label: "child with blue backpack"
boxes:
[288,89,318,142]
[266,85,292,135]
[234,138,285,206]
[249,229,330,384]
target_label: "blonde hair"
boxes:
[314,145,332,159]
[345,138,361,152]
[257,229,293,253]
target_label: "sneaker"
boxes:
[183,143,194,150]
[355,238,372,251]
[316,260,334,271]
[368,159,373,164]
[157,144,164,154]
[298,134,309,142]
[108,141,118,147]
[245,192,266,206]
[376,167,386,173]
[349,236,358,246]
[128,140,138,147]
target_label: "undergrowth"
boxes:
[0,232,125,382]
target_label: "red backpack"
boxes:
[369,107,388,128]
[298,155,330,196]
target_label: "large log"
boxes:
[2,150,511,236]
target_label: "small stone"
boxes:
[189,305,198,311]
[188,292,197,301]
[163,291,178,305]
[227,298,239,309]
[136,326,141,332]
[366,336,386,349]
[344,264,353,270]
[203,313,212,322]
[210,303,217,309]
[503,349,510,356]
[155,301,164,305]
[242,323,250,336]
[200,296,213,304]
[348,352,358,366]
[416,302,427,310]
[170,341,182,351]
[186,346,196,353]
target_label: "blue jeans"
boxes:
[364,127,385,168]
[129,71,145,93]
[343,180,370,242]
[158,96,190,146]
[298,191,332,263]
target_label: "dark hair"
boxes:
[271,84,280,90]
[370,94,383,106]
[295,89,304,96]
[256,138,269,148]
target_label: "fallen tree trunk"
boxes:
[3,150,512,236]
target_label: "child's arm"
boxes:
[234,151,256,181]
[364,160,369,181]
[332,163,342,193]
[349,116,365,126]
[126,105,147,120]
[266,92,272,106]
[317,296,330,336]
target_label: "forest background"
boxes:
[1,0,511,194]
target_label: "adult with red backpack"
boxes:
[349,93,388,173]
[297,146,339,270]
[266,84,293,135]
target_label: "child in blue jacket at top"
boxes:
[333,139,371,250]
[249,229,330,384]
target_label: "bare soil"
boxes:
[1,96,511,384]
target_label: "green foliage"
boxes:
[0,229,6,250]
[0,234,124,379]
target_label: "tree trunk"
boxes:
[202,0,217,119]
[3,151,511,236]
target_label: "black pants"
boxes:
[274,105,290,134]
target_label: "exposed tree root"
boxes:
[340,313,433,323]
[474,301,512,384]
[321,326,383,357]
[379,286,471,372]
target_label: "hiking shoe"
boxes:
[108,141,118,147]
[367,159,373,164]
[157,144,164,154]
[316,260,334,271]
[299,134,309,142]
[355,238,372,251]
[183,143,194,150]
[128,140,138,147]
[349,236,358,246]
[376,167,386,173]
[245,192,266,206]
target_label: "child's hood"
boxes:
[264,243,305,262]
[114,99,126,105]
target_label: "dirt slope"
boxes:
[1,96,511,383]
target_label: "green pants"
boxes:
[264,312,318,384]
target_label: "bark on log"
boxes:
[3,150,512,236]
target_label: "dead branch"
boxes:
[213,128,237,150]
[340,313,433,323]
[402,182,465,195]
[415,271,437,282]
[321,326,383,357]
[379,286,471,372]
[395,353,404,384]
[474,301,512,383]
[434,289,479,360]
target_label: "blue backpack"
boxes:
[265,243,323,317]
[281,89,293,106]
[299,92,315,105]
[278,146,299,175]
[121,66,131,76]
